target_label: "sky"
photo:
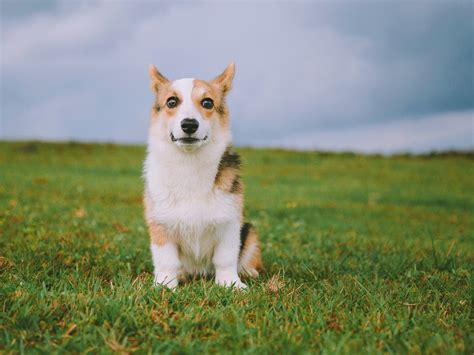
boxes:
[1,0,473,153]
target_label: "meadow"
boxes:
[0,141,472,353]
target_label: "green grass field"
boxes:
[0,141,472,354]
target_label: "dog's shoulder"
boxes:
[214,146,243,195]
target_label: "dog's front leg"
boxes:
[148,222,181,289]
[213,221,246,289]
[150,242,180,289]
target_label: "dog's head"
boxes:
[148,64,235,152]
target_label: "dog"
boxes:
[143,63,262,289]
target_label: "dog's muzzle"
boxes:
[170,132,208,144]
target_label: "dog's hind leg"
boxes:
[238,223,262,278]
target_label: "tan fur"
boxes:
[240,227,262,277]
[149,64,182,122]
[144,192,168,246]
[214,167,239,192]
[212,63,235,95]
[193,79,229,127]
[151,85,181,120]
[149,222,168,246]
[149,64,169,92]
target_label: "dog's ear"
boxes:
[212,63,235,96]
[149,64,169,93]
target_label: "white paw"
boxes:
[154,273,178,289]
[216,277,247,289]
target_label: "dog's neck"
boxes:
[145,130,232,196]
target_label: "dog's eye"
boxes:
[166,97,179,109]
[201,98,214,110]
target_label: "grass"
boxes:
[0,141,472,354]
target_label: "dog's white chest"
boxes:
[146,157,237,226]
[145,149,239,272]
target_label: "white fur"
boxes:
[145,78,245,289]
[150,243,180,289]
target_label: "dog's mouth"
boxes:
[171,133,208,144]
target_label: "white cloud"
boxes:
[256,110,473,153]
[1,1,472,152]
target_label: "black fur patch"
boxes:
[215,146,241,186]
[239,223,252,254]
[230,175,241,193]
[221,146,241,169]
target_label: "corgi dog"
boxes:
[143,63,262,289]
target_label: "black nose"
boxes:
[181,118,199,134]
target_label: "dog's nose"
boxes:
[181,118,199,134]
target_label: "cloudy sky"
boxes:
[1,0,473,153]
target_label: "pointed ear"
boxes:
[149,64,169,93]
[212,63,235,96]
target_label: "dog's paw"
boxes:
[216,277,247,289]
[154,273,178,290]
